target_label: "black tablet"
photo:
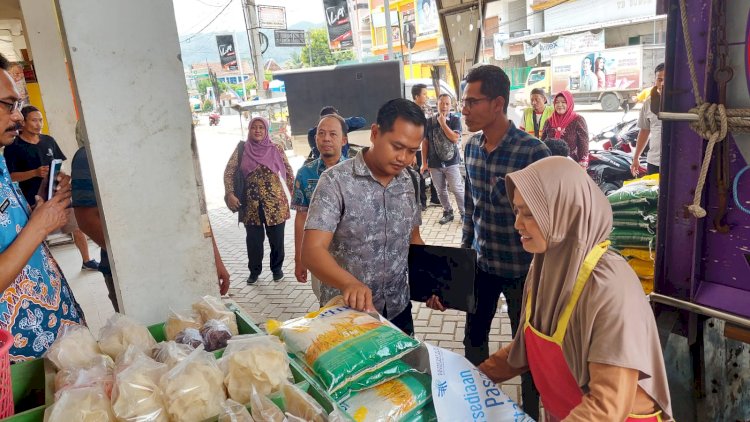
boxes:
[408,244,477,313]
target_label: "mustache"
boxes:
[5,121,21,132]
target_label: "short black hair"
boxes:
[319,106,338,116]
[544,139,570,157]
[437,93,451,100]
[318,113,348,135]
[377,98,426,134]
[465,65,510,114]
[21,105,40,120]
[530,88,546,98]
[654,63,665,74]
[411,83,427,100]
[0,53,9,71]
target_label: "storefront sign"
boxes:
[524,31,605,62]
[258,5,287,30]
[323,0,353,49]
[493,33,510,60]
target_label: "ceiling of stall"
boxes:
[436,0,490,92]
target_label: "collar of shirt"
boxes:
[353,147,411,186]
[315,154,346,174]
[479,121,521,151]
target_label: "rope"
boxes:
[677,0,750,218]
[734,166,750,215]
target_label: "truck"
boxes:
[514,44,665,111]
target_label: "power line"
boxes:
[180,0,234,43]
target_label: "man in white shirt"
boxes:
[631,63,665,176]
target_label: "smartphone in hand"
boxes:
[47,159,63,200]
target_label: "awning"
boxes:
[507,14,666,45]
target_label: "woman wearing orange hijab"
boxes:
[479,157,672,421]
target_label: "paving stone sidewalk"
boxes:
[211,199,523,402]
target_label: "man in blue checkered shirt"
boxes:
[429,65,550,418]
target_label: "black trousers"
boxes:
[244,207,285,276]
[464,268,540,419]
[383,301,414,336]
[415,154,430,207]
[647,163,660,175]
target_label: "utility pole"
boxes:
[242,0,267,99]
[384,0,394,60]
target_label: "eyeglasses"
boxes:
[460,97,491,110]
[0,99,22,114]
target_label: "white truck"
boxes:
[514,44,665,111]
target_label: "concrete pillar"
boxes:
[54,0,217,324]
[18,0,78,163]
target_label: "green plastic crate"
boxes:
[1,359,54,421]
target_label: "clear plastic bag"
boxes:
[44,384,115,422]
[201,319,233,352]
[160,346,226,422]
[151,341,193,369]
[267,299,420,396]
[53,354,115,401]
[192,295,239,336]
[98,313,157,361]
[112,349,168,422]
[218,399,255,422]
[249,385,286,422]
[221,335,292,403]
[45,325,103,370]
[281,382,326,422]
[165,309,203,341]
[175,328,204,349]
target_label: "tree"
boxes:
[299,28,355,67]
[286,51,304,69]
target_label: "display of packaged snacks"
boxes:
[99,314,157,361]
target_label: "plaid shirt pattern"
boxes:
[462,122,551,278]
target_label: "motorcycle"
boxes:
[589,118,639,153]
[208,112,220,126]
[587,149,647,195]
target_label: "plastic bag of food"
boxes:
[175,328,204,349]
[428,344,534,421]
[46,325,102,370]
[249,385,286,422]
[99,314,157,361]
[221,335,292,403]
[338,373,431,422]
[151,341,193,368]
[267,301,420,396]
[112,350,168,422]
[218,399,255,422]
[281,382,326,422]
[192,295,239,336]
[160,346,226,422]
[54,354,114,400]
[201,319,233,352]
[44,385,114,422]
[165,309,203,341]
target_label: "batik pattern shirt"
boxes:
[292,155,346,212]
[0,158,84,363]
[223,143,295,226]
[305,149,421,317]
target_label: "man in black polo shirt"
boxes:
[4,105,99,271]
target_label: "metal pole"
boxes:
[243,0,267,99]
[384,0,394,60]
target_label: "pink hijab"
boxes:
[240,116,287,179]
[547,91,578,138]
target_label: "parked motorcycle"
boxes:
[209,112,220,126]
[587,149,647,195]
[589,118,640,153]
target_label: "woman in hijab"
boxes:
[224,117,294,285]
[479,156,672,421]
[540,91,589,168]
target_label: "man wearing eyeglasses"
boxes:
[425,65,549,419]
[0,53,85,362]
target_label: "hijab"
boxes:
[505,156,672,419]
[240,116,287,179]
[547,91,578,138]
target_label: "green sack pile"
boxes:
[607,181,658,250]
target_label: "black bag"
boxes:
[430,116,456,162]
[226,141,246,214]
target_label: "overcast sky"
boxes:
[172,0,325,35]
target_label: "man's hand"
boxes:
[225,193,241,212]
[28,193,70,236]
[295,260,308,283]
[630,162,642,178]
[217,261,230,295]
[36,166,49,179]
[341,280,375,312]
[425,295,446,312]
